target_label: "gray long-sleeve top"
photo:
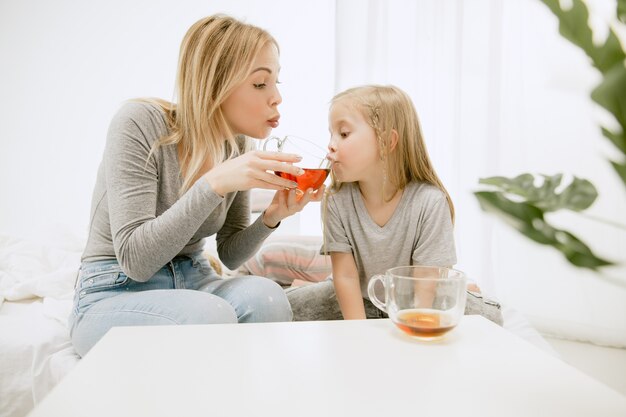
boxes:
[81,102,276,282]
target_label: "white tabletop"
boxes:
[30,316,626,417]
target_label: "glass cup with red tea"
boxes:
[263,135,331,199]
[368,266,468,341]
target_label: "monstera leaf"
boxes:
[479,174,597,212]
[591,65,626,186]
[540,0,626,188]
[475,175,613,270]
[540,0,625,74]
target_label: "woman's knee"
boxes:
[70,290,238,356]
[168,290,239,324]
[226,276,293,323]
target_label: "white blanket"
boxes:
[0,234,82,306]
[0,234,82,417]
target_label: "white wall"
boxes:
[0,0,335,240]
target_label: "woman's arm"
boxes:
[217,185,323,270]
[331,252,366,320]
[106,104,225,282]
[216,190,275,270]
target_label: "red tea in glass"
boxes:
[275,168,330,197]
[394,309,455,339]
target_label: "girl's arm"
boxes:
[331,252,366,320]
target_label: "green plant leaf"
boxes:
[554,176,598,211]
[474,191,551,243]
[619,0,626,24]
[540,0,626,74]
[611,159,626,187]
[479,174,535,195]
[601,127,626,154]
[479,173,597,211]
[593,29,626,74]
[591,63,626,129]
[554,229,614,268]
[540,0,594,61]
[474,191,613,269]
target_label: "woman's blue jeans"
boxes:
[69,252,292,357]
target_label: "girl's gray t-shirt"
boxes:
[321,181,457,299]
[82,102,276,282]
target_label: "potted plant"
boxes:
[474,0,626,284]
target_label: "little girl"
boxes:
[286,85,502,324]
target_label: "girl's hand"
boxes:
[262,185,326,228]
[203,151,303,196]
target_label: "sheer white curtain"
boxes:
[334,0,626,345]
[335,0,504,293]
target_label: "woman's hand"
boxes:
[262,185,326,228]
[203,151,303,196]
[467,282,481,293]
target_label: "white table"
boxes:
[29,317,626,417]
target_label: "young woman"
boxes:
[287,85,502,325]
[70,15,324,356]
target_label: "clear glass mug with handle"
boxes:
[262,135,332,199]
[367,266,467,340]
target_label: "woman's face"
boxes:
[222,43,282,139]
[327,99,381,183]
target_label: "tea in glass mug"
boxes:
[367,266,467,340]
[262,135,331,198]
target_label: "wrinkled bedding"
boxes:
[0,234,82,417]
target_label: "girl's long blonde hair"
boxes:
[327,85,454,223]
[142,14,277,193]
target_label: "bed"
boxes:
[0,232,586,417]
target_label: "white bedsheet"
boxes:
[0,234,81,306]
[0,299,78,417]
[0,234,81,417]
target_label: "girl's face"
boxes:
[222,43,282,139]
[327,99,381,183]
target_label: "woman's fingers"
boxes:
[287,188,298,208]
[309,185,325,202]
[467,283,481,293]
[266,161,304,177]
[256,169,298,190]
[298,189,314,207]
[274,188,288,206]
[250,153,303,178]
[255,150,302,163]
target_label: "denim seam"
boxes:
[81,309,182,325]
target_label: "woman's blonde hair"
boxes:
[143,14,278,193]
[327,85,454,223]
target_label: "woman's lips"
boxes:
[267,117,280,128]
